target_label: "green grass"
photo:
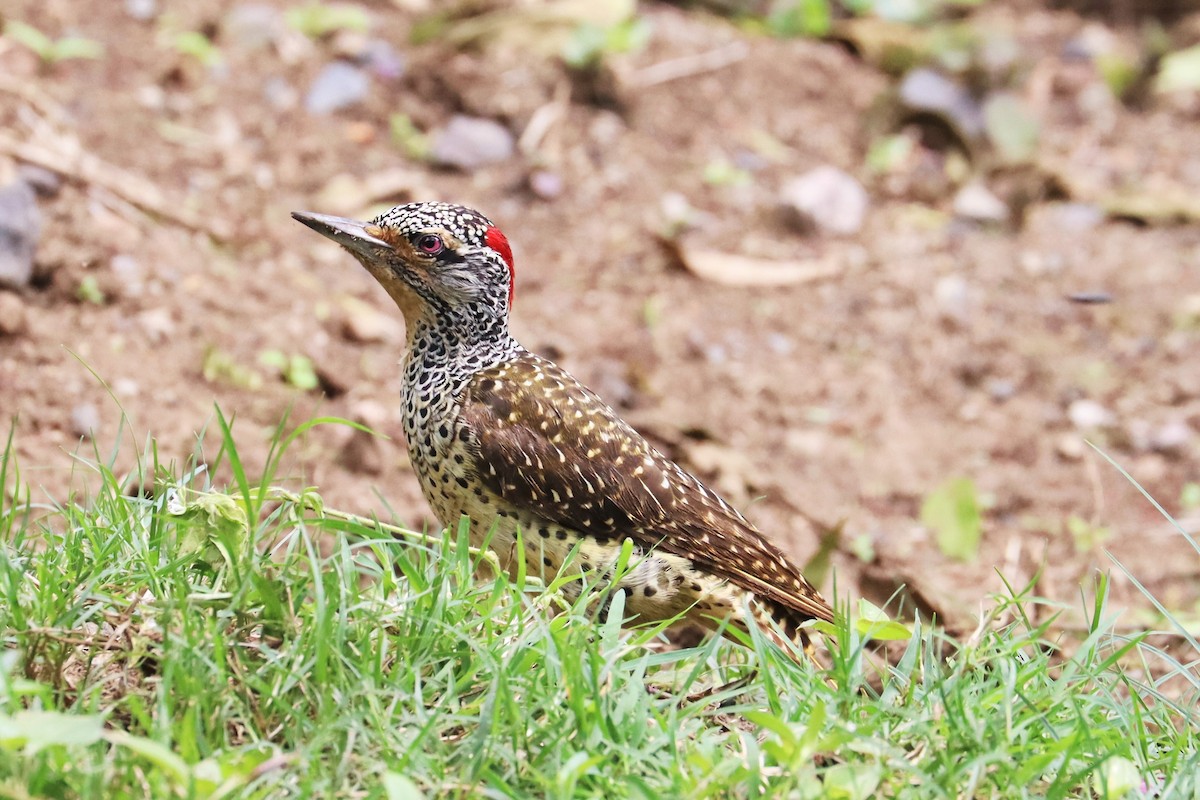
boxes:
[1,415,1197,798]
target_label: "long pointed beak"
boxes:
[291,211,393,259]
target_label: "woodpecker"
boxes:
[293,202,834,658]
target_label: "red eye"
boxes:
[416,234,443,254]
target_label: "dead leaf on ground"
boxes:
[315,169,433,216]
[661,237,843,288]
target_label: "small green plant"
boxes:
[389,113,431,161]
[702,158,752,188]
[562,17,651,70]
[3,20,103,67]
[1067,513,1111,553]
[201,347,264,390]
[259,350,320,391]
[75,275,105,305]
[285,2,371,39]
[921,476,981,560]
[171,30,223,68]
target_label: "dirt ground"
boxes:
[2,0,1198,632]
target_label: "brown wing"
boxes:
[459,349,834,624]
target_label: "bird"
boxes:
[292,202,834,660]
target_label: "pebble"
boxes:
[528,169,564,200]
[224,4,285,50]
[1067,399,1115,430]
[110,254,146,297]
[953,182,1009,223]
[429,115,515,170]
[986,378,1016,402]
[263,77,299,111]
[933,273,973,326]
[17,165,63,198]
[305,61,370,116]
[1149,420,1193,456]
[0,292,28,337]
[779,166,869,236]
[137,308,176,343]
[897,68,985,140]
[1055,434,1086,461]
[70,404,101,440]
[359,39,406,81]
[124,0,158,20]
[0,180,41,289]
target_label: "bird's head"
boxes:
[292,202,515,324]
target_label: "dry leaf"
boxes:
[663,238,843,288]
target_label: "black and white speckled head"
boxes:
[292,202,516,320]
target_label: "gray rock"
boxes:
[17,165,63,197]
[429,115,515,171]
[898,68,985,140]
[779,166,869,236]
[0,181,41,289]
[360,39,405,81]
[953,182,1009,223]
[70,404,101,440]
[305,61,370,116]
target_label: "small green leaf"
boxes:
[4,21,54,57]
[76,275,106,305]
[1156,44,1200,93]
[855,598,912,641]
[1,711,105,753]
[823,763,882,800]
[983,93,1039,163]
[921,476,981,561]
[1182,482,1200,511]
[1091,756,1141,800]
[383,772,426,800]
[286,3,371,38]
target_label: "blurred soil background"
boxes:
[1,0,1199,633]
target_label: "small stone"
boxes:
[263,77,298,111]
[1149,420,1193,456]
[986,379,1016,402]
[137,308,175,343]
[224,4,285,50]
[112,378,140,397]
[16,165,63,198]
[0,292,28,337]
[897,68,985,140]
[1055,434,1086,461]
[429,115,515,171]
[528,169,563,200]
[933,273,973,326]
[70,404,101,440]
[359,38,405,81]
[0,180,41,289]
[110,254,146,298]
[779,166,869,236]
[125,0,158,20]
[1050,202,1104,232]
[305,61,370,116]
[953,182,1009,223]
[1068,399,1115,430]
[341,297,402,344]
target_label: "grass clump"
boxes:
[0,414,1197,798]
